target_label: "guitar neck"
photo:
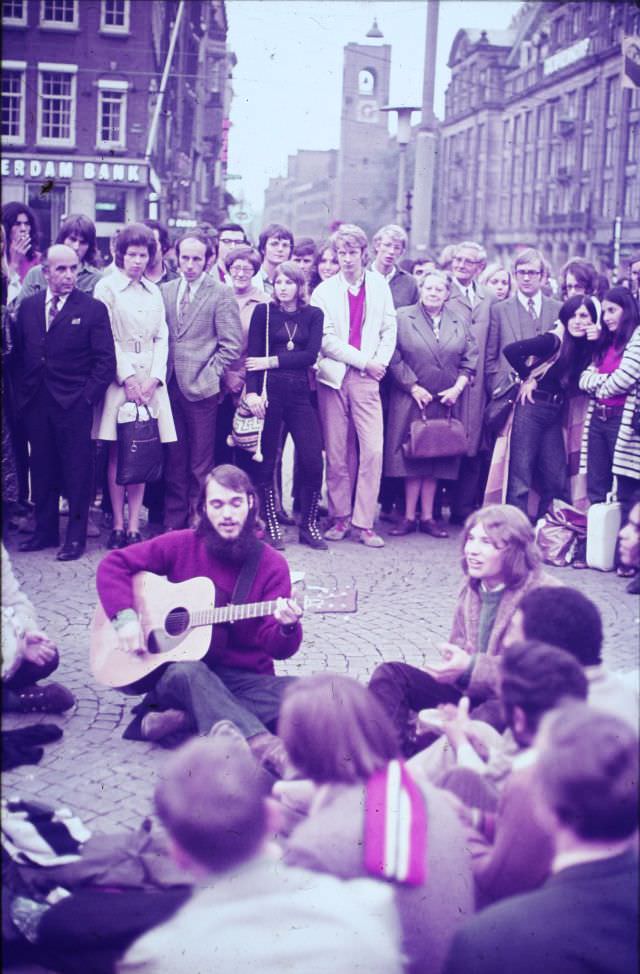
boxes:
[189,600,280,628]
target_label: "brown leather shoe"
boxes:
[389,518,417,536]
[141,709,189,741]
[419,519,449,538]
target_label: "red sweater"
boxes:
[96,530,302,674]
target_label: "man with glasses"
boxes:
[215,223,248,283]
[485,247,561,393]
[160,232,243,530]
[448,241,496,523]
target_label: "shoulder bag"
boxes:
[227,303,269,461]
[116,403,163,485]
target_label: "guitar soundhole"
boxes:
[165,607,190,637]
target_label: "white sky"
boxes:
[226,0,523,217]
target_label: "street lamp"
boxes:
[381,105,420,233]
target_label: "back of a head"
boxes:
[279,674,399,784]
[500,640,588,736]
[537,703,639,842]
[518,586,603,666]
[155,737,266,873]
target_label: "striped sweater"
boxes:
[578,326,640,481]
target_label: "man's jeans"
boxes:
[506,398,568,519]
[151,661,296,738]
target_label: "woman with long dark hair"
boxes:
[578,286,640,574]
[503,294,596,519]
[1,202,41,302]
[244,261,325,550]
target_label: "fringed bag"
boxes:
[227,303,270,462]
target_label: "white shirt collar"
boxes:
[178,273,206,302]
[45,288,70,312]
[517,289,542,316]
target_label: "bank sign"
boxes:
[1,157,146,184]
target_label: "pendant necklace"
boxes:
[283,320,298,351]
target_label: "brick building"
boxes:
[1,0,232,256]
[436,0,640,271]
[262,149,338,239]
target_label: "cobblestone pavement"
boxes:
[4,512,638,842]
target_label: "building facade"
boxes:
[262,149,338,239]
[436,0,640,271]
[1,0,232,256]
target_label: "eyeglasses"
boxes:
[229,264,254,276]
[453,256,480,267]
[516,268,542,278]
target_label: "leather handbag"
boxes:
[116,403,163,485]
[227,303,269,461]
[484,373,521,435]
[402,410,467,459]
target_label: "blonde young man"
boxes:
[311,225,397,547]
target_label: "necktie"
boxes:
[527,297,536,319]
[47,295,60,330]
[179,283,191,324]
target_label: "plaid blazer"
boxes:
[161,274,243,402]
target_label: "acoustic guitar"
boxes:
[90,572,357,688]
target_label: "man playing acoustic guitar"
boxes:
[95,464,302,776]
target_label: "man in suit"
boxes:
[485,247,561,393]
[445,703,638,974]
[161,231,243,530]
[14,244,116,560]
[372,224,419,524]
[447,241,496,522]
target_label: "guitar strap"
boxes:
[229,540,264,606]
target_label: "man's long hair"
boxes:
[194,464,262,564]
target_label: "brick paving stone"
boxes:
[2,521,638,840]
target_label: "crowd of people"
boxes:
[1,200,639,972]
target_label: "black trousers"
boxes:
[22,386,93,546]
[256,373,323,491]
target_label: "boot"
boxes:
[260,485,285,550]
[299,489,328,550]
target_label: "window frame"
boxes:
[99,0,130,35]
[2,0,27,26]
[96,80,128,150]
[36,63,77,148]
[1,60,27,144]
[40,0,79,30]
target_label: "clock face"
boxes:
[358,99,379,123]
[358,68,376,94]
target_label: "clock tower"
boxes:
[335,32,392,234]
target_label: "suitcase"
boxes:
[586,492,621,571]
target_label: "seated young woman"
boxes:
[277,673,474,974]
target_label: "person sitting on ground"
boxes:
[278,674,474,974]
[438,641,589,907]
[505,585,638,728]
[118,736,403,974]
[444,703,639,974]
[618,491,640,594]
[95,464,302,776]
[2,543,74,713]
[369,504,561,753]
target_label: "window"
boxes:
[3,0,26,25]
[95,187,127,223]
[582,131,593,171]
[37,65,77,146]
[605,77,618,116]
[604,128,616,168]
[97,81,127,149]
[40,0,78,28]
[601,180,614,218]
[583,84,596,123]
[1,63,26,143]
[628,122,639,164]
[100,0,129,34]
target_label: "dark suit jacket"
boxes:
[13,288,116,412]
[445,850,638,974]
[161,274,243,402]
[485,292,561,392]
[389,268,419,310]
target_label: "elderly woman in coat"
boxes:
[386,271,478,537]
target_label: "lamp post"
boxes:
[382,105,420,234]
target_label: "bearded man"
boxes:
[96,464,302,772]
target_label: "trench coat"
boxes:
[384,302,478,479]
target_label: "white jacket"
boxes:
[311,271,397,389]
